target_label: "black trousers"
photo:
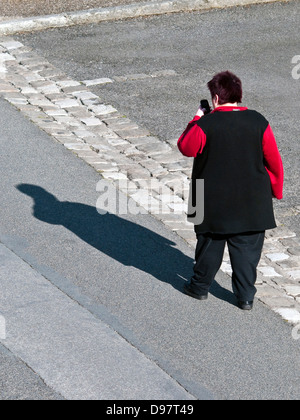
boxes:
[191,231,265,301]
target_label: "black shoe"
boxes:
[184,284,208,301]
[238,301,253,311]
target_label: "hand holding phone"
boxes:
[200,99,212,115]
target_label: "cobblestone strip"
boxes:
[1,37,300,324]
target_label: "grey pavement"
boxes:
[0,94,299,400]
[0,342,63,400]
[0,242,195,400]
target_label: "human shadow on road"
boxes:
[16,184,235,304]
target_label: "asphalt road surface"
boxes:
[16,0,300,237]
[1,91,299,400]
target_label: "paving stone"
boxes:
[107,138,129,147]
[60,85,89,95]
[54,98,80,108]
[20,86,38,95]
[151,151,182,164]
[125,136,158,147]
[139,159,169,177]
[91,162,119,172]
[175,229,197,242]
[263,241,285,252]
[63,143,92,151]
[82,97,102,107]
[265,227,296,240]
[5,95,28,105]
[44,108,68,117]
[54,135,82,145]
[271,276,299,287]
[167,202,188,214]
[158,192,184,205]
[287,247,300,256]
[274,308,300,324]
[81,154,110,163]
[160,220,192,231]
[68,107,92,119]
[122,145,145,158]
[287,270,300,280]
[38,85,62,94]
[81,117,103,126]
[114,127,151,139]
[162,162,182,172]
[120,166,151,181]
[107,120,139,131]
[45,92,68,102]
[47,129,75,138]
[284,285,300,298]
[101,112,127,122]
[89,104,118,115]
[30,80,55,89]
[38,69,65,79]
[73,91,99,101]
[256,284,284,298]
[276,258,300,270]
[258,266,282,277]
[155,212,187,224]
[74,149,101,158]
[258,296,296,309]
[56,80,81,88]
[54,116,81,127]
[148,200,170,216]
[265,252,290,262]
[23,72,44,82]
[0,82,18,93]
[82,78,113,86]
[0,41,23,50]
[137,142,171,156]
[129,189,151,204]
[101,172,128,181]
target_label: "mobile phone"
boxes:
[200,99,211,115]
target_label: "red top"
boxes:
[178,106,284,199]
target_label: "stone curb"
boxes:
[0,0,285,35]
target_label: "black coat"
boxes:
[191,109,276,234]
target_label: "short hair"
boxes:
[207,71,243,105]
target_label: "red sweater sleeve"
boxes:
[263,125,284,199]
[177,116,207,157]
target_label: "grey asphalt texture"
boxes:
[0,91,299,400]
[0,0,143,18]
[0,242,195,400]
[0,343,64,400]
[15,0,300,238]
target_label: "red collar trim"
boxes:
[212,106,248,113]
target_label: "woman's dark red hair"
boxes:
[207,71,243,105]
